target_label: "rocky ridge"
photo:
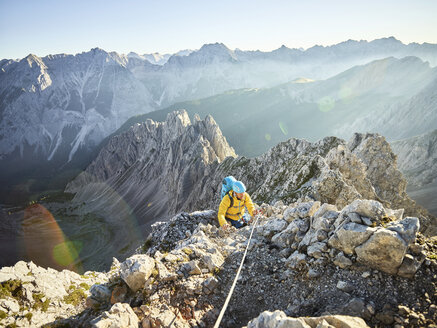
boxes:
[1,37,437,172]
[65,110,236,231]
[1,199,436,327]
[391,129,437,218]
[391,129,437,190]
[67,110,432,237]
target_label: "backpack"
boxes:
[221,176,236,207]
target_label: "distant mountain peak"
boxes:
[22,54,44,68]
[199,42,229,50]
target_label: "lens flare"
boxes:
[21,204,82,272]
[318,96,335,112]
[279,122,288,135]
[265,133,272,141]
[53,240,83,267]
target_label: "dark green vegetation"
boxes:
[0,279,50,313]
[63,284,88,306]
[0,279,23,299]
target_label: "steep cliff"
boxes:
[66,110,236,228]
[68,111,430,232]
[391,129,437,216]
[1,111,436,327]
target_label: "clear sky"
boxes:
[1,0,436,59]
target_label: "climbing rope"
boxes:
[213,215,260,328]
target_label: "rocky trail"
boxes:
[1,111,437,327]
[1,198,436,327]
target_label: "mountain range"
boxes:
[1,37,436,204]
[123,56,437,157]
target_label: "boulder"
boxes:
[386,217,420,246]
[203,277,219,294]
[284,202,321,221]
[271,229,295,248]
[312,216,333,232]
[313,203,338,219]
[120,255,155,292]
[336,199,386,228]
[355,229,408,275]
[183,261,202,275]
[259,218,288,239]
[307,242,328,259]
[341,298,374,320]
[397,254,425,278]
[333,252,353,268]
[90,284,112,303]
[286,251,307,269]
[247,310,370,328]
[328,223,376,255]
[155,261,178,281]
[90,303,139,328]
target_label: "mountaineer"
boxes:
[218,180,256,229]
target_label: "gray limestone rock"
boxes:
[333,252,353,268]
[307,242,328,259]
[339,199,387,225]
[348,212,362,224]
[156,261,178,281]
[355,229,408,275]
[386,217,420,246]
[286,251,307,269]
[328,222,376,255]
[203,277,219,294]
[0,298,20,313]
[397,254,425,278]
[348,133,429,220]
[313,203,339,219]
[119,255,155,292]
[259,218,288,239]
[90,284,112,303]
[247,310,370,328]
[341,298,374,320]
[90,303,139,328]
[336,280,354,293]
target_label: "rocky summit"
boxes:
[67,110,433,237]
[1,111,436,327]
[1,200,436,327]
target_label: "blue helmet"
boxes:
[221,176,236,198]
[223,176,236,188]
[233,181,246,193]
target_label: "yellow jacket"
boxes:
[218,191,255,227]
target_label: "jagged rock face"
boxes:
[66,110,236,227]
[192,132,429,228]
[346,133,430,223]
[391,129,437,217]
[67,111,430,235]
[0,50,153,166]
[391,129,437,189]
